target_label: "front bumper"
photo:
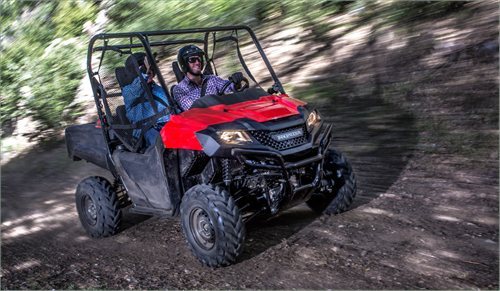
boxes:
[231,123,332,200]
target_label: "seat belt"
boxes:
[200,78,208,97]
[130,93,169,109]
[111,108,170,130]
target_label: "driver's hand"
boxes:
[229,72,244,89]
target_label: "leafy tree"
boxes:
[53,0,97,38]
[1,0,95,135]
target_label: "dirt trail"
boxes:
[1,2,498,289]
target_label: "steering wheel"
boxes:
[218,76,249,95]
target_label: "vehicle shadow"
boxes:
[239,81,418,262]
[241,204,320,262]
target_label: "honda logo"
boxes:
[272,128,303,141]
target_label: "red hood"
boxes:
[161,94,306,150]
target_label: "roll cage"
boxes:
[87,26,285,155]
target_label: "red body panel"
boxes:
[160,94,306,150]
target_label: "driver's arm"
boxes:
[209,74,244,95]
[206,75,234,95]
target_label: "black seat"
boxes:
[114,67,134,126]
[115,66,135,88]
[203,61,214,75]
[172,61,185,83]
[116,52,147,87]
[113,53,149,151]
[115,105,129,125]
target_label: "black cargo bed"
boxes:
[65,123,112,171]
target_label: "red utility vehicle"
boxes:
[65,26,357,267]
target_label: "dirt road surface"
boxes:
[1,2,498,289]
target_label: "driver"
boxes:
[172,45,244,111]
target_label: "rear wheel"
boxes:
[75,176,122,237]
[180,184,245,267]
[307,149,357,214]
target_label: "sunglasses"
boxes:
[187,56,202,63]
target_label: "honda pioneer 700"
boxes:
[65,26,357,267]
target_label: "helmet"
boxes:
[177,45,205,74]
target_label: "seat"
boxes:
[115,66,136,88]
[115,105,129,125]
[172,61,185,83]
[114,55,148,151]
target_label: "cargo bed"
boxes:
[65,123,112,171]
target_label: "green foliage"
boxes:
[0,0,468,137]
[1,0,91,134]
[0,47,23,123]
[28,41,84,130]
[106,0,349,32]
[0,0,41,35]
[53,0,98,38]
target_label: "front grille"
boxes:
[250,124,308,151]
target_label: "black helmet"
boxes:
[177,45,204,74]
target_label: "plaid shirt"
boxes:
[173,75,234,110]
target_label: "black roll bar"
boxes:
[87,25,284,94]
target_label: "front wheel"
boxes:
[180,184,245,267]
[307,149,357,214]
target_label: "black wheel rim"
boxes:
[189,207,215,250]
[82,195,97,226]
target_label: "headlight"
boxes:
[307,110,321,128]
[217,130,252,144]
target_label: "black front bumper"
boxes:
[231,123,332,200]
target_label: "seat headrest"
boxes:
[116,52,148,88]
[125,52,146,73]
[115,67,135,88]
[172,61,185,83]
[203,62,213,75]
